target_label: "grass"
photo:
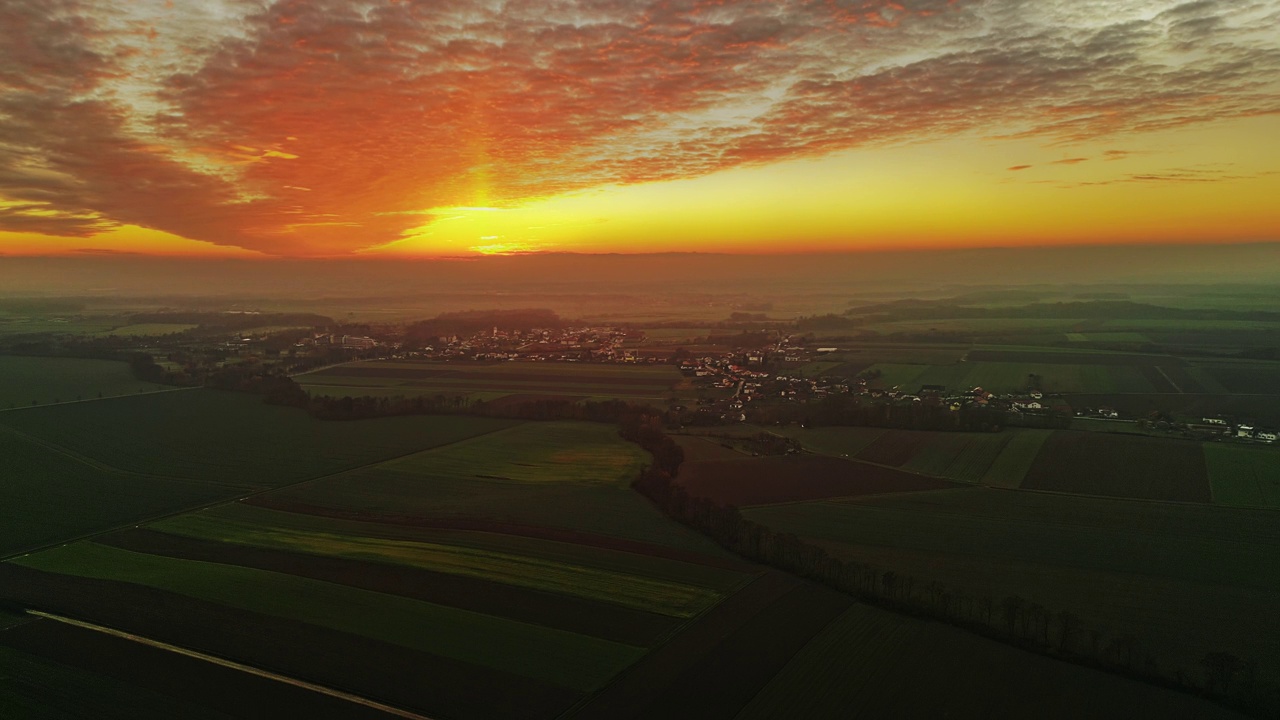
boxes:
[1205,444,1280,509]
[744,488,1280,687]
[13,542,644,692]
[151,512,724,618]
[0,356,169,408]
[0,390,516,488]
[979,429,1052,488]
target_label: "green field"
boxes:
[152,511,723,617]
[0,391,516,556]
[0,427,241,556]
[269,421,728,553]
[0,356,170,408]
[863,361,1155,394]
[0,644,231,720]
[176,502,745,591]
[13,542,641,692]
[301,360,684,405]
[745,488,1280,687]
[0,317,121,337]
[91,323,197,337]
[775,426,886,457]
[782,426,1052,488]
[859,318,1084,335]
[383,421,649,485]
[979,429,1053,488]
[1206,444,1280,509]
[736,605,1237,720]
[0,390,516,488]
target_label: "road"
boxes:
[25,610,432,720]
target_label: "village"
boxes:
[286,324,1277,445]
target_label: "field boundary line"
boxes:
[0,385,197,413]
[25,610,431,720]
[1153,366,1183,393]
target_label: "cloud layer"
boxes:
[2,0,1278,254]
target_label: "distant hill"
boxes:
[405,308,565,341]
[844,300,1280,323]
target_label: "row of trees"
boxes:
[628,426,1274,717]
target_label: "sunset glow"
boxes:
[2,0,1277,257]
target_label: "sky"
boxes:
[0,0,1278,259]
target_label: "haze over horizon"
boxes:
[2,0,1278,259]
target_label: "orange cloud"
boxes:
[1,0,1277,256]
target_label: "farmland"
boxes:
[676,454,956,506]
[0,390,516,556]
[781,424,1239,503]
[1205,444,1280,509]
[779,425,1048,489]
[1021,431,1211,503]
[300,360,682,404]
[744,487,1280,691]
[90,323,198,337]
[0,389,516,489]
[861,359,1157,394]
[737,605,1237,720]
[0,386,1262,717]
[0,356,170,408]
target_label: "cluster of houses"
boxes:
[391,326,647,363]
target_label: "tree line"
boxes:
[627,424,1275,718]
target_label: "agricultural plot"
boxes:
[10,543,644,693]
[863,360,1154,394]
[860,318,1084,335]
[1022,431,1211,502]
[264,420,732,553]
[0,617,395,720]
[0,561,580,720]
[1194,360,1280,395]
[145,511,727,618]
[855,430,1012,483]
[301,360,682,403]
[0,317,121,337]
[774,426,886,457]
[744,488,1280,690]
[1066,331,1149,342]
[676,455,955,506]
[1205,444,1280,509]
[736,605,1239,720]
[979,429,1053,488]
[90,323,197,337]
[0,390,516,489]
[807,343,969,366]
[0,356,169,408]
[0,638,233,720]
[0,427,240,557]
[783,426,1054,488]
[0,409,773,720]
